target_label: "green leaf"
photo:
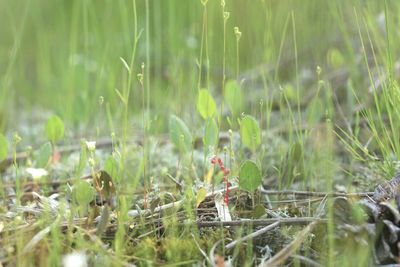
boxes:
[224,80,243,116]
[327,48,344,69]
[34,142,52,168]
[196,187,207,208]
[0,134,8,162]
[253,204,266,219]
[197,89,216,119]
[45,115,65,143]
[239,160,262,192]
[73,180,95,206]
[169,115,192,153]
[240,115,261,151]
[203,118,218,153]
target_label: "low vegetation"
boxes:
[1,0,400,266]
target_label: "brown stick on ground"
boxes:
[260,188,373,198]
[193,217,325,228]
[225,221,280,250]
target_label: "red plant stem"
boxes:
[211,156,230,205]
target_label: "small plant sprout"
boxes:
[12,132,22,165]
[45,115,65,144]
[72,180,95,213]
[239,160,262,207]
[210,155,231,205]
[45,115,65,164]
[234,26,242,40]
[224,11,230,20]
[83,140,102,204]
[12,132,22,204]
[234,26,242,78]
[239,160,262,191]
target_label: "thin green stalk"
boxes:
[139,63,147,208]
[116,0,139,259]
[384,0,393,80]
[145,0,150,123]
[234,27,242,79]
[197,0,208,90]
[274,13,291,83]
[219,2,229,128]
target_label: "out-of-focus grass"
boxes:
[0,0,389,135]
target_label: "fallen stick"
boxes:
[225,221,280,250]
[261,188,373,198]
[127,186,239,218]
[193,217,325,228]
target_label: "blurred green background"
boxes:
[0,0,394,139]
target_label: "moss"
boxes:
[161,237,200,263]
[132,238,157,267]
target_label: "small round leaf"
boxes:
[196,187,207,208]
[240,115,261,151]
[239,160,262,192]
[73,180,95,206]
[224,80,243,116]
[45,115,65,143]
[197,89,216,119]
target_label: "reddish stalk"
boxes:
[210,156,230,205]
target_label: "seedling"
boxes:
[239,160,262,208]
[238,160,261,192]
[45,115,65,144]
[45,115,65,164]
[72,180,95,207]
